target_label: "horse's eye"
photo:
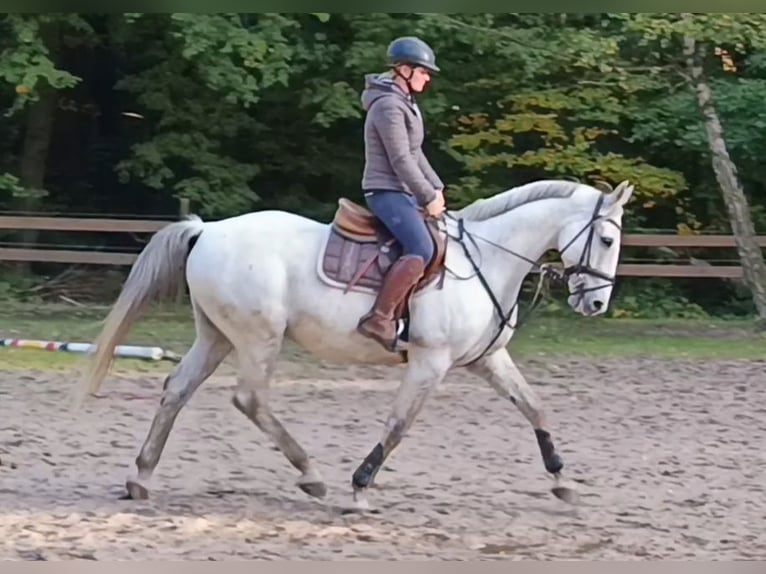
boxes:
[601,236,614,248]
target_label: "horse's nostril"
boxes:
[593,300,603,310]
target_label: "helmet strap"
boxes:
[392,64,417,102]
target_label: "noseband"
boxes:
[446,193,622,365]
[557,193,622,292]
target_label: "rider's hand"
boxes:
[426,193,445,217]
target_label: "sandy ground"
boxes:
[1,353,765,560]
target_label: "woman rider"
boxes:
[356,36,446,351]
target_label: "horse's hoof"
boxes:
[545,453,564,475]
[123,479,150,500]
[551,484,580,505]
[298,480,327,499]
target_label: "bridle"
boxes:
[444,193,623,366]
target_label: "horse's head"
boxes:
[557,180,634,316]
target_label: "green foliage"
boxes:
[609,279,709,319]
[626,13,766,48]
[168,13,297,105]
[447,87,686,217]
[115,132,259,217]
[0,172,24,196]
[109,13,392,216]
[0,14,89,115]
[0,270,43,303]
[3,12,766,317]
[109,13,308,216]
[628,77,766,224]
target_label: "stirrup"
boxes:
[393,318,409,350]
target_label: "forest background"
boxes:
[3,12,766,320]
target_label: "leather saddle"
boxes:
[318,197,447,295]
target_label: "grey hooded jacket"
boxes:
[360,73,444,206]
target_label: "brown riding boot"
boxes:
[356,254,426,351]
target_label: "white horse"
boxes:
[73,178,633,510]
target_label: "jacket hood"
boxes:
[361,73,408,111]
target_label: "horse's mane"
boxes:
[455,180,583,222]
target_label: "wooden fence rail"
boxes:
[0,214,760,279]
[0,215,169,233]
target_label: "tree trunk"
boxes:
[14,21,60,274]
[683,34,766,325]
[19,86,56,199]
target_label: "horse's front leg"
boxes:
[350,348,451,510]
[467,347,578,503]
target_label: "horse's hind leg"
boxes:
[231,327,326,499]
[124,304,232,500]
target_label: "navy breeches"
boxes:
[364,190,435,264]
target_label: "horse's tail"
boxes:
[72,215,206,407]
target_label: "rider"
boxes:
[356,36,446,351]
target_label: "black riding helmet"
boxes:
[387,36,440,73]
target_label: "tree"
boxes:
[0,14,92,272]
[0,15,86,196]
[3,12,766,317]
[417,13,687,227]
[680,13,766,324]
[621,12,766,322]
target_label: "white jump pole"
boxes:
[0,338,181,362]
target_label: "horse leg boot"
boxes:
[356,254,425,351]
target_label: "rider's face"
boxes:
[409,66,431,92]
[398,65,432,93]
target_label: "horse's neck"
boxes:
[462,198,571,297]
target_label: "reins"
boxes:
[441,194,622,365]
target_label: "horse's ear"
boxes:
[606,180,634,212]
